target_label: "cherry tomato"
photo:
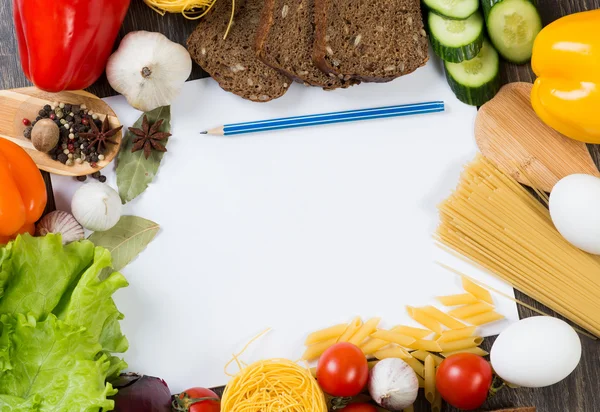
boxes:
[436,353,493,410]
[344,403,378,412]
[176,387,220,412]
[316,342,369,397]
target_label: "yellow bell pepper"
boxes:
[531,10,600,143]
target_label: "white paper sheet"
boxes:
[51,57,519,390]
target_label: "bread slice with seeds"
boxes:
[255,0,357,89]
[313,0,429,83]
[187,0,291,102]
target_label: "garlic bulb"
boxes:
[368,358,419,411]
[36,210,84,244]
[106,31,192,112]
[72,182,122,232]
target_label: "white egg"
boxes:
[549,174,600,254]
[491,317,581,388]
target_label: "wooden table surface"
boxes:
[2,1,599,411]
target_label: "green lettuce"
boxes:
[0,234,128,411]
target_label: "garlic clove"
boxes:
[36,210,85,244]
[106,31,192,112]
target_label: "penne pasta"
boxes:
[360,326,410,355]
[408,339,442,352]
[371,330,416,348]
[417,374,425,388]
[438,336,483,352]
[374,346,412,361]
[394,325,433,339]
[437,326,477,342]
[463,311,505,326]
[337,317,363,343]
[305,323,347,345]
[349,317,381,346]
[462,276,494,305]
[410,350,443,366]
[407,306,443,334]
[437,292,479,306]
[404,356,425,378]
[420,305,466,329]
[441,346,490,358]
[424,355,436,404]
[448,302,494,320]
[301,338,337,360]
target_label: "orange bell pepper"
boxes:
[531,10,600,143]
[0,139,47,244]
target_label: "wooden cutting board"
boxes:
[475,82,599,192]
[0,87,121,177]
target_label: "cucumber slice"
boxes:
[444,40,501,106]
[423,0,479,19]
[428,12,484,63]
[483,0,542,63]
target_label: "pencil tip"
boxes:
[199,131,208,134]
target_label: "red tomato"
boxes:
[177,387,220,412]
[344,403,378,412]
[316,342,369,397]
[436,353,493,410]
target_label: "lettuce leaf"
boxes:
[0,234,128,411]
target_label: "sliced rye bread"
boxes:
[187,0,291,102]
[491,409,535,412]
[313,0,429,83]
[255,0,357,89]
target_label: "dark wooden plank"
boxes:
[1,1,600,411]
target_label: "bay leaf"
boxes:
[88,216,160,271]
[116,106,171,204]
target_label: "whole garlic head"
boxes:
[71,182,122,232]
[106,31,192,112]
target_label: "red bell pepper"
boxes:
[13,0,131,92]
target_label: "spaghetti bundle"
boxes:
[221,359,327,412]
[437,155,600,336]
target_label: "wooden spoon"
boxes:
[0,87,121,177]
[475,82,599,192]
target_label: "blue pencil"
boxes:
[200,101,445,136]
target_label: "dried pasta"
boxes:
[411,350,443,366]
[437,155,600,337]
[437,292,479,306]
[442,347,490,358]
[448,302,494,320]
[338,317,363,343]
[463,311,505,326]
[305,324,347,345]
[301,338,336,361]
[424,355,436,404]
[371,330,416,347]
[437,326,476,342]
[221,359,327,412]
[438,336,483,352]
[420,305,466,329]
[349,317,381,346]
[407,306,443,334]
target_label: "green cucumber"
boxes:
[482,0,542,64]
[444,40,501,106]
[423,0,479,19]
[428,12,484,63]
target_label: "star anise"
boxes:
[79,116,123,154]
[128,115,171,159]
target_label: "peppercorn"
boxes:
[98,175,107,183]
[23,126,32,139]
[90,162,98,168]
[51,153,58,161]
[22,118,30,126]
[38,110,47,117]
[64,104,72,112]
[43,104,51,112]
[57,153,68,163]
[72,106,80,115]
[76,175,87,182]
[91,171,101,179]
[66,115,73,123]
[82,118,89,126]
[35,116,42,122]
[50,113,56,120]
